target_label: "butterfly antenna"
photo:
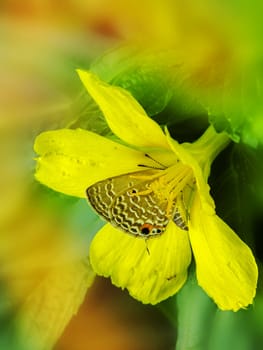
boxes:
[145,153,167,168]
[137,153,167,170]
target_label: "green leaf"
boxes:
[196,0,263,148]
[208,309,254,350]
[209,143,263,256]
[90,46,174,116]
[208,65,263,147]
[112,65,173,116]
[89,45,212,136]
[66,91,111,136]
[206,289,263,350]
[175,269,216,350]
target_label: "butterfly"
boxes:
[86,167,188,238]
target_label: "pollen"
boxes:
[151,162,194,207]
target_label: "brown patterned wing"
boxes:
[86,170,171,237]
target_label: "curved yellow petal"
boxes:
[34,129,153,198]
[89,222,192,305]
[165,127,215,215]
[77,69,169,150]
[189,195,258,311]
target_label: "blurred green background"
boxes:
[1,1,263,349]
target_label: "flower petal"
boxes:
[189,195,258,311]
[165,127,215,215]
[34,129,154,197]
[17,258,95,350]
[89,222,192,305]
[77,69,169,149]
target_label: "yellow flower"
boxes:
[34,70,258,311]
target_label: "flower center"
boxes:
[131,160,195,228]
[152,163,193,199]
[150,162,195,218]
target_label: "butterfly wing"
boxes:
[86,169,171,237]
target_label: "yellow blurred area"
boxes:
[81,0,254,87]
[1,1,261,349]
[1,0,259,127]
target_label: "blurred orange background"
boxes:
[0,1,176,349]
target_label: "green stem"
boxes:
[175,270,217,350]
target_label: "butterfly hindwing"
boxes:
[86,169,171,237]
[86,169,188,237]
